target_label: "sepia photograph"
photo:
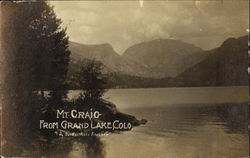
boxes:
[0,0,249,158]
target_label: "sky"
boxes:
[50,0,249,54]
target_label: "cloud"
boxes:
[50,1,248,54]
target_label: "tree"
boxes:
[1,1,70,155]
[77,59,107,99]
[4,1,70,97]
[27,2,70,101]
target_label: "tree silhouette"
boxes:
[77,59,107,99]
[2,1,70,155]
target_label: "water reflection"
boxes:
[123,103,248,136]
[13,136,105,158]
[2,86,248,158]
[104,103,248,158]
[68,137,105,158]
[3,102,248,158]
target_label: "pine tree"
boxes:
[1,1,70,155]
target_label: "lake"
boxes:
[68,86,249,158]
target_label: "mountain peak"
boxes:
[221,35,248,47]
[123,38,202,56]
[122,38,205,77]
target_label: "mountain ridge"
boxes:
[67,35,248,88]
[69,38,208,78]
[171,35,248,86]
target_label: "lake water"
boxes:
[68,86,249,158]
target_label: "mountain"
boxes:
[68,36,248,88]
[123,39,208,77]
[69,39,207,78]
[173,35,248,86]
[68,41,153,77]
